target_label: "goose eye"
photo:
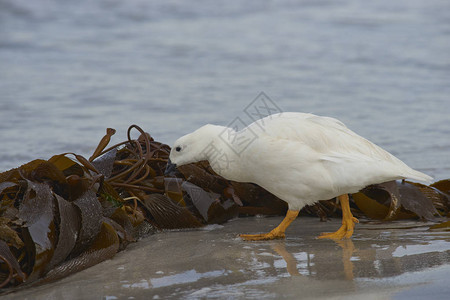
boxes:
[175,146,181,152]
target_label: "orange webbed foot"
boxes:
[317,216,359,240]
[240,230,286,241]
[240,210,299,241]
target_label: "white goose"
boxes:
[166,112,432,240]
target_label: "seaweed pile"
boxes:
[0,125,448,291]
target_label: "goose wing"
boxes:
[246,112,431,183]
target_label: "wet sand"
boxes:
[4,216,450,299]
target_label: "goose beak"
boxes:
[164,159,177,176]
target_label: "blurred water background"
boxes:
[0,0,449,179]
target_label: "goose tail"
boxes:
[402,168,433,184]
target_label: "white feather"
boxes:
[169,112,432,211]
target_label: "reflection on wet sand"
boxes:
[115,221,449,298]
[334,239,356,280]
[270,239,356,280]
[271,242,301,276]
[267,228,450,284]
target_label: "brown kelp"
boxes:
[0,125,448,292]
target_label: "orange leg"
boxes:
[318,194,359,240]
[240,210,299,241]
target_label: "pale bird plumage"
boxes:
[168,112,432,240]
